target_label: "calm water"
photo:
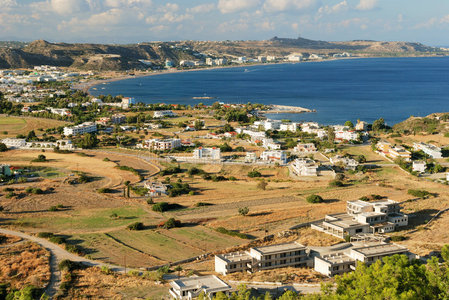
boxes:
[90,57,449,125]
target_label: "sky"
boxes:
[1,0,449,45]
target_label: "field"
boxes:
[0,116,69,138]
[1,144,449,274]
[0,240,51,290]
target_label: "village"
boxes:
[1,66,449,299]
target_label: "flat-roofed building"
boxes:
[260,150,287,164]
[413,142,442,159]
[349,243,413,266]
[1,138,27,149]
[111,113,126,124]
[248,242,311,272]
[294,143,317,153]
[169,275,232,299]
[290,158,319,176]
[311,213,371,238]
[193,147,221,160]
[153,110,177,118]
[215,252,252,275]
[63,122,97,136]
[143,138,181,151]
[314,252,356,277]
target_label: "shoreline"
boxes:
[75,57,363,96]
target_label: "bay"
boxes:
[89,57,449,125]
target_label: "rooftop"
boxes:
[325,213,368,228]
[170,275,230,292]
[252,242,306,255]
[319,252,355,264]
[217,251,251,263]
[351,243,407,257]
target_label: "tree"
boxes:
[356,155,367,163]
[238,207,249,216]
[247,170,262,178]
[306,194,323,203]
[77,133,98,149]
[327,127,335,143]
[372,118,386,131]
[124,181,130,198]
[0,143,8,152]
[219,143,232,152]
[194,120,204,130]
[223,123,234,132]
[344,120,354,128]
[26,130,37,140]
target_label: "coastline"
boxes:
[75,57,361,96]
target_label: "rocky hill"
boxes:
[0,37,444,71]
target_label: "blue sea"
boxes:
[89,57,449,125]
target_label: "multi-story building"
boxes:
[294,143,317,153]
[193,147,221,160]
[290,158,319,176]
[260,150,287,164]
[153,110,177,118]
[329,155,359,170]
[335,130,359,142]
[169,275,232,299]
[111,113,126,124]
[262,138,281,150]
[312,199,408,238]
[245,152,257,163]
[279,123,299,132]
[376,141,411,161]
[413,142,443,159]
[143,139,181,151]
[215,242,311,275]
[63,122,97,136]
[1,138,27,149]
[314,243,414,277]
[412,160,426,173]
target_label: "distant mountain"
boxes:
[0,37,444,71]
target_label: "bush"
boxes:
[37,232,54,238]
[247,170,262,178]
[5,191,16,199]
[58,259,76,271]
[65,244,82,255]
[229,176,237,181]
[407,189,433,199]
[49,236,66,244]
[168,182,192,197]
[25,187,44,194]
[195,202,212,207]
[215,227,249,239]
[329,180,344,187]
[32,154,47,162]
[101,266,112,275]
[390,235,406,242]
[0,143,8,152]
[127,222,144,231]
[238,207,249,216]
[49,206,58,211]
[98,187,113,193]
[146,198,154,205]
[103,157,110,162]
[163,218,181,229]
[257,180,268,190]
[152,202,169,212]
[306,194,323,203]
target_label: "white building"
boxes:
[143,139,181,151]
[63,122,97,136]
[287,54,303,62]
[290,158,319,176]
[111,114,126,124]
[245,152,257,163]
[329,155,359,170]
[412,161,426,173]
[335,130,359,142]
[294,143,317,153]
[153,110,177,118]
[260,150,287,164]
[279,123,299,132]
[1,138,27,149]
[262,138,281,150]
[413,142,442,159]
[169,275,232,300]
[144,181,169,197]
[193,147,221,160]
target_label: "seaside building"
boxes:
[412,161,427,173]
[294,143,317,154]
[355,120,368,131]
[413,142,442,159]
[193,147,221,160]
[290,158,319,176]
[262,138,281,150]
[153,110,177,118]
[311,199,408,239]
[143,138,181,151]
[260,150,287,164]
[279,123,299,132]
[287,53,303,62]
[63,122,97,136]
[169,275,232,299]
[215,242,311,275]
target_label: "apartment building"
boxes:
[312,199,408,238]
[279,123,299,132]
[260,150,287,164]
[413,142,443,158]
[153,110,177,118]
[143,138,181,151]
[329,155,359,170]
[111,113,126,124]
[1,138,27,149]
[215,242,310,275]
[290,158,319,176]
[63,122,97,136]
[314,243,414,277]
[412,160,426,173]
[376,141,411,161]
[294,143,317,153]
[193,147,221,160]
[169,275,232,300]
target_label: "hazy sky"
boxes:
[1,0,449,45]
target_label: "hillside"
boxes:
[0,37,444,71]
[393,113,449,134]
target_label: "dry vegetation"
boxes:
[0,241,50,290]
[0,116,69,138]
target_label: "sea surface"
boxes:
[89,57,449,125]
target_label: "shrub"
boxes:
[329,180,344,187]
[65,244,82,255]
[26,187,44,194]
[49,206,58,211]
[5,191,16,199]
[0,143,8,152]
[37,232,54,238]
[3,187,14,192]
[229,176,237,181]
[257,180,268,190]
[407,189,433,198]
[215,227,249,239]
[98,187,113,193]
[146,198,154,205]
[390,235,406,242]
[58,259,76,271]
[163,218,181,229]
[359,196,369,201]
[306,194,323,203]
[101,266,112,275]
[152,202,169,212]
[49,236,66,244]
[238,207,249,216]
[195,202,212,207]
[32,154,47,162]
[247,170,262,178]
[103,157,110,162]
[127,222,144,231]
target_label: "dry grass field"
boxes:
[0,116,69,138]
[0,241,50,290]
